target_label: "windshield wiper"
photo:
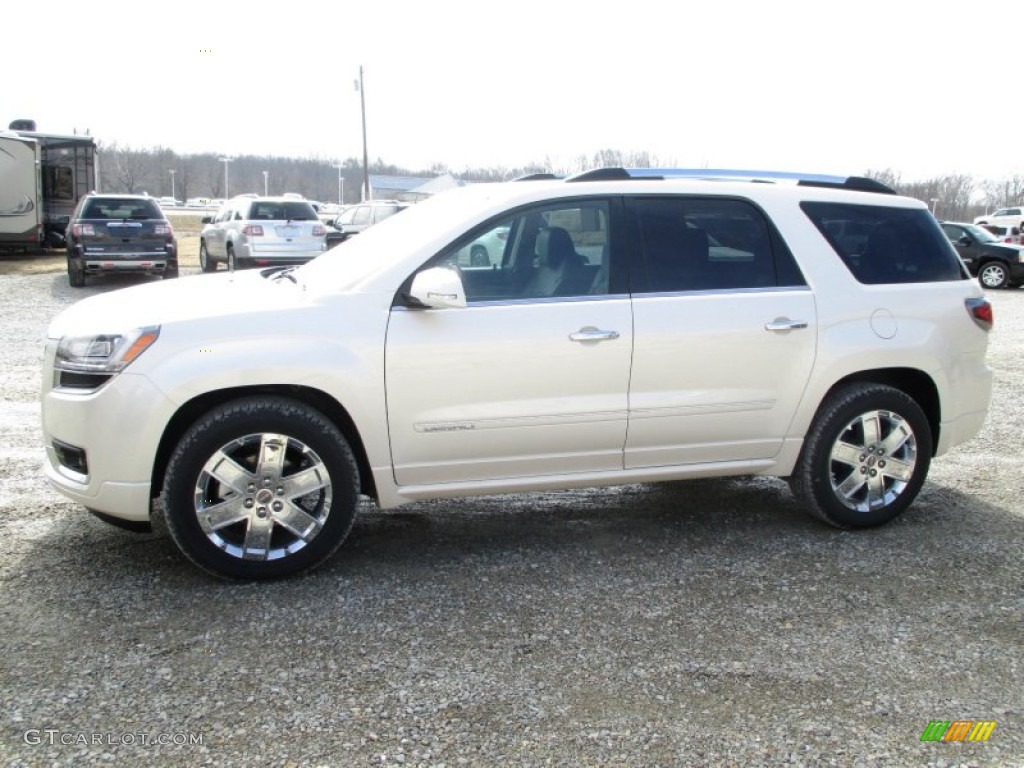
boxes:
[269,266,298,283]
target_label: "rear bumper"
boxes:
[82,258,171,275]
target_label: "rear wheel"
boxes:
[470,245,489,267]
[67,257,85,288]
[163,259,179,279]
[789,383,931,529]
[199,241,216,272]
[978,261,1009,289]
[227,245,237,272]
[162,397,359,580]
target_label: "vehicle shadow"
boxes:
[6,475,1020,600]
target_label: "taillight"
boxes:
[312,225,325,236]
[154,224,173,236]
[966,297,993,330]
[72,223,95,237]
[242,225,264,236]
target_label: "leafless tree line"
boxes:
[97,143,1024,222]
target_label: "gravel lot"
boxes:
[1,266,1021,767]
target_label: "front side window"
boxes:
[631,197,801,293]
[802,202,965,284]
[351,206,372,225]
[433,200,611,302]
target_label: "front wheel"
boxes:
[978,261,1009,289]
[162,397,359,580]
[789,383,931,528]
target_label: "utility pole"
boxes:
[219,157,233,198]
[169,169,176,201]
[358,66,370,201]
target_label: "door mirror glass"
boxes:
[406,267,467,309]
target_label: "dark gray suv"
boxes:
[65,194,178,287]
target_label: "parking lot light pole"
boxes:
[335,164,344,205]
[219,157,233,198]
[263,171,269,196]
[169,169,175,201]
[930,198,939,216]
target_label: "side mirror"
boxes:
[957,235,971,247]
[405,267,466,309]
[201,216,212,225]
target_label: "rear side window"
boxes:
[801,202,965,284]
[630,197,805,293]
[247,201,317,221]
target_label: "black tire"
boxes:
[470,245,489,267]
[227,245,237,272]
[162,397,359,580]
[68,257,85,288]
[978,261,1009,290]
[789,383,931,529]
[199,241,216,273]
[163,260,179,280]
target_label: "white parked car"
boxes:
[198,195,326,270]
[42,168,993,579]
[974,205,1024,231]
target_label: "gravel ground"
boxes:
[1,269,1021,767]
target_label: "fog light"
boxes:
[53,440,88,476]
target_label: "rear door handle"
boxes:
[569,327,620,342]
[764,319,808,331]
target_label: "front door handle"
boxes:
[569,327,620,342]
[764,318,808,332]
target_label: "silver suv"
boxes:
[42,168,993,580]
[199,195,326,271]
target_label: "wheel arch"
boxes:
[817,368,940,455]
[150,384,376,501]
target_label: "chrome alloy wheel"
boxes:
[979,262,1008,289]
[828,409,917,513]
[194,433,333,561]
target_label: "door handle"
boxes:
[764,319,808,331]
[569,327,620,342]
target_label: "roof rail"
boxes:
[564,167,895,194]
[514,173,561,181]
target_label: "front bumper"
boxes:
[41,343,177,522]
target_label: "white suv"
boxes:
[199,195,326,271]
[41,168,994,579]
[974,205,1024,231]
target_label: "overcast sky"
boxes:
[6,0,1021,182]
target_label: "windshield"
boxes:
[965,224,999,243]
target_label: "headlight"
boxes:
[55,327,160,374]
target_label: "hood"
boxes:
[47,271,306,338]
[982,241,1024,255]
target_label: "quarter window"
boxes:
[802,202,965,284]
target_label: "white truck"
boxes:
[0,119,98,252]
